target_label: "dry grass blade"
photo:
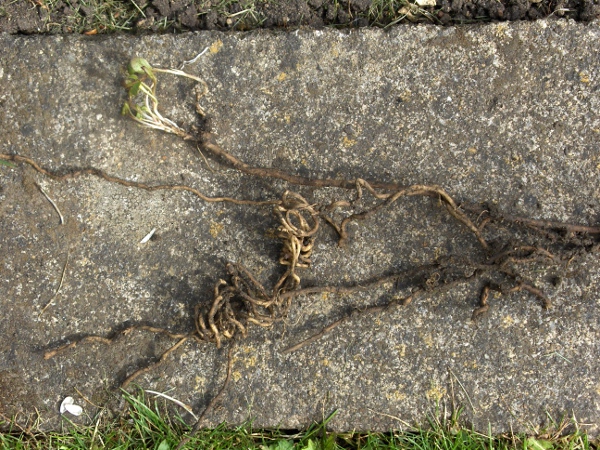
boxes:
[35,182,64,224]
[39,250,69,316]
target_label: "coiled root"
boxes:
[196,191,319,348]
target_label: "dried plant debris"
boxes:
[2,58,599,416]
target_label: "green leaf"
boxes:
[121,102,131,116]
[157,439,170,450]
[124,75,142,92]
[128,57,153,76]
[525,438,554,450]
[124,74,139,87]
[128,80,142,97]
[260,441,295,450]
[299,439,317,450]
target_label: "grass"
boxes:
[39,0,321,35]
[38,0,148,33]
[0,390,596,450]
[29,0,440,34]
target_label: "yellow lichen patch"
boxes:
[244,356,257,368]
[284,114,291,123]
[277,72,287,82]
[494,23,508,38]
[426,382,446,402]
[342,136,357,148]
[501,315,514,328]
[209,40,223,54]
[398,90,412,103]
[419,332,434,348]
[579,72,590,83]
[78,256,91,267]
[233,371,242,382]
[464,360,477,369]
[239,345,258,368]
[321,358,330,367]
[194,375,206,391]
[386,390,407,401]
[467,147,477,155]
[209,221,224,238]
[396,344,406,358]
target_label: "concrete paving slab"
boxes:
[1,20,600,434]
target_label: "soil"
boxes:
[0,0,598,35]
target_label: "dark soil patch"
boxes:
[0,0,598,34]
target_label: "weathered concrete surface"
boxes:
[1,21,600,434]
